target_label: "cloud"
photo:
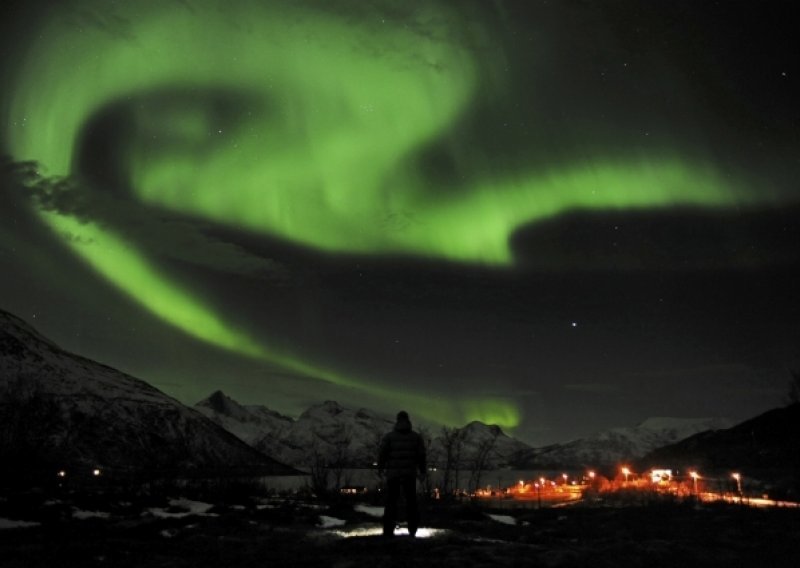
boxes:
[9,161,289,282]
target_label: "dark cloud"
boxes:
[9,161,289,282]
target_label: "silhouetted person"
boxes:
[378,410,427,537]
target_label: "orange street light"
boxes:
[562,473,568,485]
[621,467,631,483]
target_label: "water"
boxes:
[260,468,586,493]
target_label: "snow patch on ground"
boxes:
[486,514,516,525]
[73,509,111,520]
[354,504,384,518]
[147,498,218,518]
[318,515,346,528]
[0,518,40,529]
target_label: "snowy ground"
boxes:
[0,518,39,529]
[1,494,800,567]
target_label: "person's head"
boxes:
[396,410,410,422]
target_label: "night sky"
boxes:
[1,0,798,445]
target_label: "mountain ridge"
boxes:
[510,416,731,469]
[193,389,731,471]
[0,307,297,482]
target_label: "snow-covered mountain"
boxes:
[0,308,295,481]
[513,416,731,469]
[196,391,732,471]
[196,395,394,468]
[195,393,532,469]
[439,421,532,467]
[195,390,295,452]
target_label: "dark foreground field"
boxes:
[2,492,799,568]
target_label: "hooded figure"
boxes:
[378,410,427,536]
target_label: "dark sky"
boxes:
[1,0,798,444]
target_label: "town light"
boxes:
[57,470,66,478]
[650,469,672,484]
[621,467,631,483]
[93,468,101,477]
[588,470,596,479]
[562,473,568,485]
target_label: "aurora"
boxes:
[6,0,773,264]
[2,0,798,438]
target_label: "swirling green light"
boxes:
[1,0,773,429]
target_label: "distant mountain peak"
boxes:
[300,400,346,419]
[320,400,344,412]
[462,421,504,436]
[203,390,233,411]
[512,415,732,469]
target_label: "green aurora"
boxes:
[1,0,787,429]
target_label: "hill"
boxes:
[0,308,296,484]
[640,403,800,496]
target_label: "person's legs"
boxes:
[383,477,400,536]
[402,475,419,536]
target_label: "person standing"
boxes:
[378,410,427,537]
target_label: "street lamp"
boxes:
[732,473,742,497]
[562,473,568,486]
[535,482,542,509]
[689,471,699,496]
[621,467,631,484]
[586,470,596,490]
